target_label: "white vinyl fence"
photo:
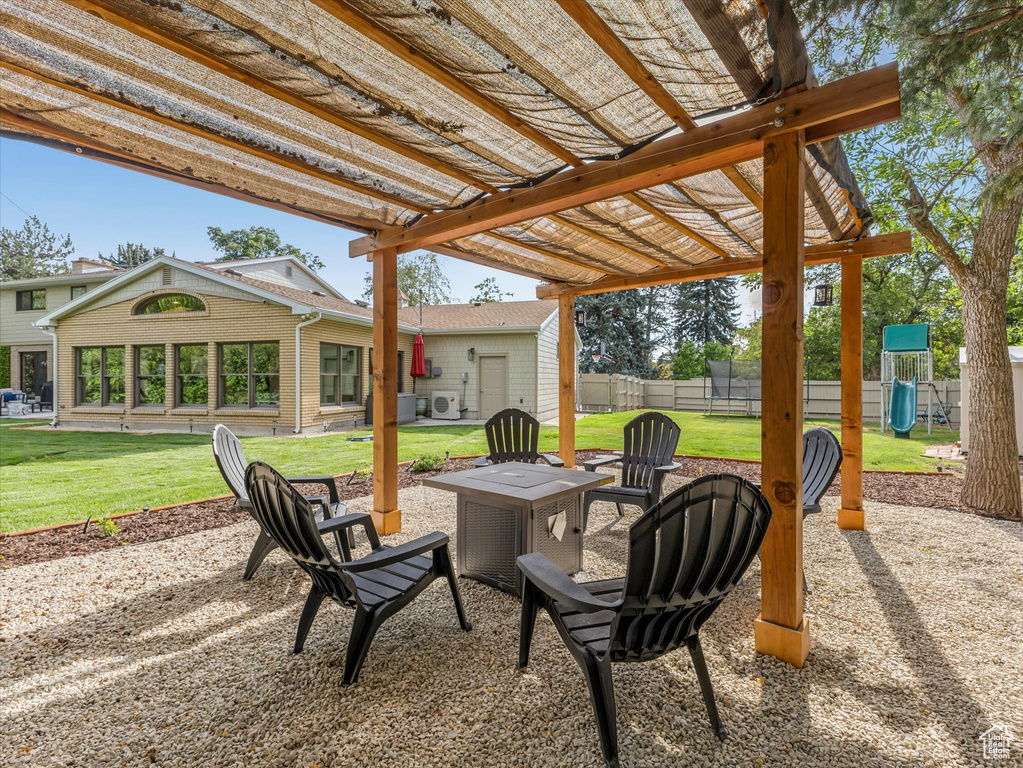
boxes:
[578,373,961,427]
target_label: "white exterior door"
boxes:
[478,355,507,419]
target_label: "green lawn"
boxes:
[0,412,957,533]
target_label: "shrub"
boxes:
[410,454,444,472]
[96,517,120,537]
[0,346,10,389]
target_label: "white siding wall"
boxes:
[536,316,560,421]
[87,269,259,311]
[422,332,538,418]
[213,261,327,295]
[1,283,84,345]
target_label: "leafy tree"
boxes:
[576,290,656,377]
[798,0,1022,514]
[100,242,169,269]
[362,251,454,305]
[1008,250,1023,345]
[469,277,513,303]
[670,340,732,380]
[206,226,325,271]
[0,216,73,281]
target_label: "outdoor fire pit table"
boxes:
[422,462,612,596]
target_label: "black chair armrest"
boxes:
[582,455,621,473]
[340,531,450,573]
[473,456,490,468]
[286,475,339,504]
[538,454,565,468]
[304,494,331,517]
[517,553,622,614]
[653,462,681,474]
[317,512,381,550]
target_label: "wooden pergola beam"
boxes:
[310,0,581,167]
[546,214,669,268]
[0,107,384,232]
[1,61,431,214]
[622,193,729,259]
[534,231,911,298]
[58,0,499,195]
[349,64,900,257]
[555,0,764,211]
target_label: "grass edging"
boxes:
[1,447,944,539]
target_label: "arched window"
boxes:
[134,294,206,315]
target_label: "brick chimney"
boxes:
[72,257,117,274]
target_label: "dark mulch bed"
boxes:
[3,452,1017,570]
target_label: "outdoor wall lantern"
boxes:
[467,347,475,362]
[812,282,834,307]
[575,309,587,327]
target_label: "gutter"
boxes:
[39,327,58,426]
[294,312,322,434]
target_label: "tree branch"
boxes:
[901,170,969,283]
[923,6,1023,42]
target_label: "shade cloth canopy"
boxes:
[2,0,869,286]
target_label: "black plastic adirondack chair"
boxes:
[212,424,350,580]
[473,408,564,468]
[582,411,681,529]
[517,474,772,768]
[802,427,843,515]
[244,461,471,687]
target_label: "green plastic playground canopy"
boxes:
[883,324,930,352]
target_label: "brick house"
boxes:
[33,255,576,432]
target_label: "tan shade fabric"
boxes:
[0,0,870,285]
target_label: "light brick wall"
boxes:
[422,332,538,418]
[55,293,298,432]
[299,318,415,430]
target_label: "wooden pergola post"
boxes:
[372,247,401,534]
[559,292,576,467]
[838,253,865,530]
[754,130,810,668]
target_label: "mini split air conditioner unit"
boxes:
[431,391,460,420]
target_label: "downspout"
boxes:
[294,312,322,434]
[40,326,58,426]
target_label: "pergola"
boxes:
[1,0,908,667]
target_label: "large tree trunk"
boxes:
[958,198,1022,516]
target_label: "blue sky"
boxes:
[0,137,544,303]
[0,136,762,320]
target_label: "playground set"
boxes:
[880,324,954,438]
[702,322,954,439]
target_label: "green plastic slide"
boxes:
[888,376,917,438]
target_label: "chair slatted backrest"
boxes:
[610,474,771,662]
[213,424,249,503]
[485,408,541,464]
[802,427,842,509]
[244,461,353,604]
[39,382,53,405]
[620,412,681,491]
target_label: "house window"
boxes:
[76,347,125,406]
[219,342,279,408]
[135,294,205,314]
[320,344,362,406]
[16,289,45,311]
[71,285,87,300]
[368,349,405,393]
[135,346,166,406]
[176,345,208,407]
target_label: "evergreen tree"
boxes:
[100,242,170,269]
[665,278,739,349]
[576,290,656,377]
[0,216,73,281]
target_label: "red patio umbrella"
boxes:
[410,333,427,392]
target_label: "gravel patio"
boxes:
[2,472,1021,767]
